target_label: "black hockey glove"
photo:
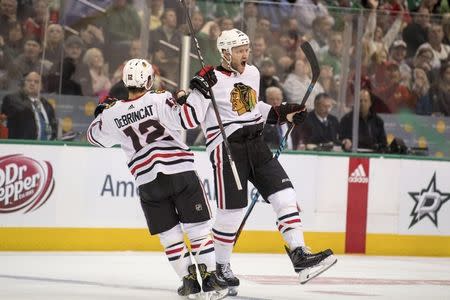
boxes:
[292,110,307,125]
[174,90,188,105]
[189,65,217,99]
[94,96,117,118]
[267,103,306,124]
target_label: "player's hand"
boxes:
[292,110,307,125]
[175,90,188,105]
[285,104,307,124]
[189,65,217,99]
[94,96,117,118]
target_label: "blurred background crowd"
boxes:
[0,0,449,158]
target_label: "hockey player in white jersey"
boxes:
[187,29,337,295]
[87,59,228,300]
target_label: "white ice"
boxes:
[0,252,449,300]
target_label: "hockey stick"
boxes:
[234,42,320,246]
[179,0,242,190]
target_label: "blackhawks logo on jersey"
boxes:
[230,82,257,115]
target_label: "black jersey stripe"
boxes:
[135,158,195,177]
[128,145,191,167]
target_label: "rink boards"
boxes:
[0,142,449,256]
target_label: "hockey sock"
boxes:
[268,188,305,249]
[159,224,192,278]
[184,221,215,271]
[212,208,244,264]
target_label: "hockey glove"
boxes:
[94,96,117,118]
[267,103,306,124]
[292,110,307,125]
[175,90,188,105]
[189,65,217,99]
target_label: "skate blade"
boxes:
[298,255,337,284]
[193,289,229,300]
[186,292,201,299]
[227,286,238,297]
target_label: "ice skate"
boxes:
[178,264,201,299]
[285,246,337,284]
[216,263,239,296]
[197,263,228,300]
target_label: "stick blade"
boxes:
[301,42,320,82]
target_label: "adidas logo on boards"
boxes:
[348,164,369,183]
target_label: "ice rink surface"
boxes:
[1,252,449,300]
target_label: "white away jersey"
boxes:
[188,64,272,153]
[87,90,209,186]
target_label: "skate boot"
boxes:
[198,263,228,300]
[178,264,201,299]
[285,246,337,284]
[216,263,239,296]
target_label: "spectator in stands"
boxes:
[374,61,415,113]
[259,58,284,103]
[0,37,11,89]
[429,62,450,116]
[403,7,431,57]
[1,71,57,140]
[234,2,258,40]
[43,23,64,67]
[255,17,274,45]
[413,67,432,115]
[442,13,450,45]
[23,0,49,42]
[0,0,19,38]
[148,8,181,90]
[180,11,204,36]
[283,58,325,110]
[112,39,143,84]
[147,0,164,31]
[45,57,82,96]
[418,23,450,69]
[362,0,404,65]
[293,0,331,35]
[2,20,23,59]
[309,15,334,54]
[217,17,234,31]
[79,47,111,97]
[79,24,105,52]
[389,40,412,88]
[196,21,221,66]
[257,0,292,32]
[318,64,339,100]
[340,88,387,152]
[100,0,141,71]
[270,30,301,81]
[319,31,343,76]
[250,35,269,69]
[262,86,291,149]
[412,44,435,79]
[292,93,340,150]
[63,35,86,84]
[9,37,52,86]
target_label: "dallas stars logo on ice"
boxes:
[408,172,450,228]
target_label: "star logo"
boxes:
[408,172,450,228]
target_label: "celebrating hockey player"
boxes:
[87,59,227,299]
[187,29,337,295]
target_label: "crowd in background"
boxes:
[0,0,449,152]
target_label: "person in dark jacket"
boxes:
[1,71,57,140]
[340,88,387,152]
[292,92,340,149]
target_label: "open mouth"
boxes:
[241,61,246,67]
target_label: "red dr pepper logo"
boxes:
[0,154,55,213]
